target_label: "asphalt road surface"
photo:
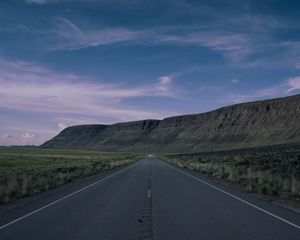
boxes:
[0,157,300,240]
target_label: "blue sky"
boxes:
[0,0,300,145]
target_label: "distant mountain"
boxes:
[41,94,300,153]
[0,145,38,148]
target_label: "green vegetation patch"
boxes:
[163,143,300,200]
[0,147,140,203]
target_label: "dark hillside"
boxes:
[41,94,300,152]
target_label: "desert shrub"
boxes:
[164,143,300,198]
[0,148,139,203]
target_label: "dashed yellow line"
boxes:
[147,189,152,199]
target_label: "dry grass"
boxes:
[0,147,140,203]
[163,143,300,199]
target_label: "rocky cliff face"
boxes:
[41,94,300,153]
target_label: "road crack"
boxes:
[138,160,153,240]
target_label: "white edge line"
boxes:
[167,163,300,230]
[0,163,137,230]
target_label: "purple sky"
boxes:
[0,0,300,145]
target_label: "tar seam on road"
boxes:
[0,163,138,231]
[138,159,154,240]
[167,163,300,231]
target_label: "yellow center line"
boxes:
[147,189,152,199]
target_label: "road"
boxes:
[0,157,300,240]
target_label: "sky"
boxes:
[0,0,300,145]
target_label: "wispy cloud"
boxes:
[157,32,252,62]
[229,15,288,32]
[286,76,300,93]
[0,134,13,139]
[57,122,69,131]
[6,126,58,135]
[231,79,240,84]
[0,134,16,146]
[50,18,144,50]
[0,57,182,145]
[36,15,300,68]
[44,18,253,62]
[239,40,300,69]
[21,132,36,139]
[0,58,180,122]
[294,54,300,69]
[226,76,300,103]
[156,76,172,92]
[0,131,40,146]
[16,3,300,69]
